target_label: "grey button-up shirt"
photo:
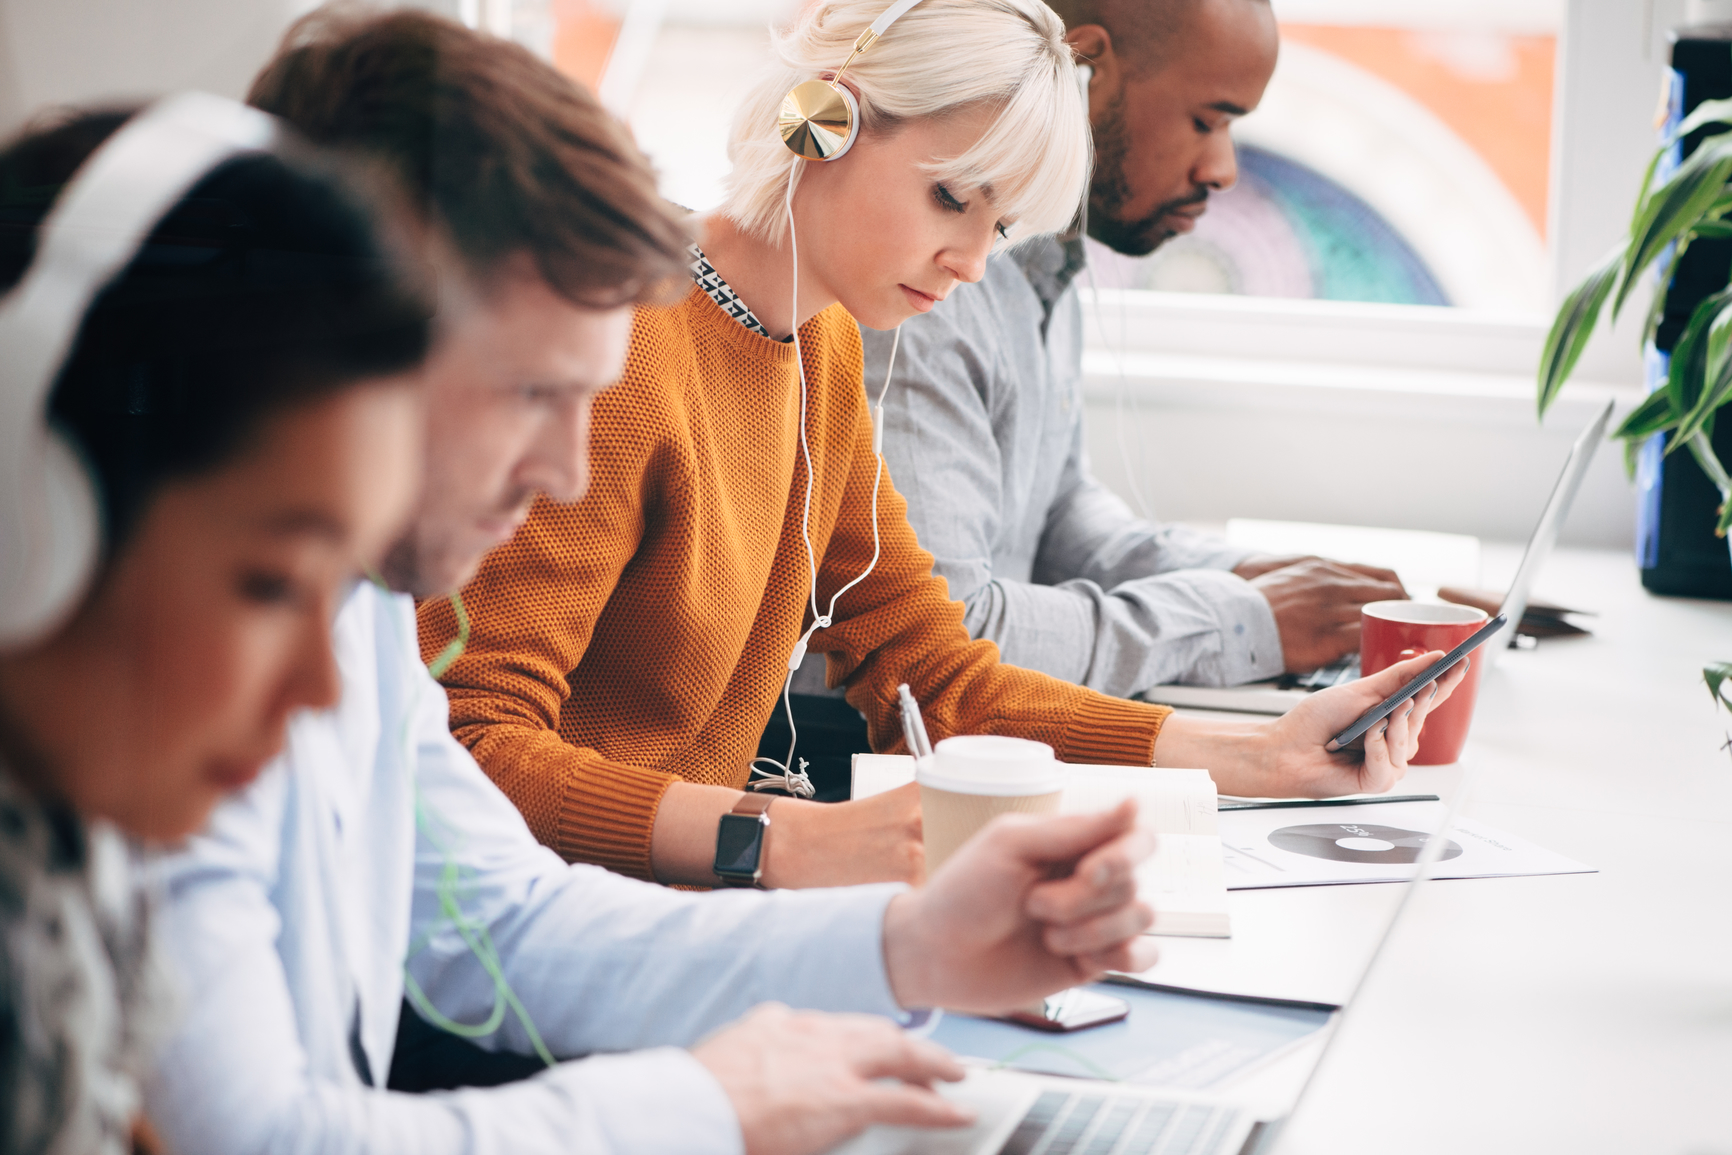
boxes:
[856,235,1284,694]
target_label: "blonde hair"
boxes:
[722,0,1090,246]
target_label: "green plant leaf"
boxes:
[1694,219,1732,239]
[1673,97,1732,145]
[1615,388,1682,441]
[1630,147,1667,235]
[1704,661,1732,713]
[1623,435,1645,480]
[1641,267,1672,348]
[1616,132,1732,318]
[1674,293,1732,445]
[1685,426,1732,491]
[1537,245,1623,418]
[1661,285,1732,438]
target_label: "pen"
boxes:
[1217,794,1441,812]
[896,683,934,763]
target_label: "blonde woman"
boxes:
[425,0,1462,889]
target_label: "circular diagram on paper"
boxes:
[1268,823,1463,864]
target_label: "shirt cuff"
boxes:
[541,1047,743,1155]
[1053,692,1169,767]
[1181,570,1285,686]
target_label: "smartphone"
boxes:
[1326,613,1508,752]
[1000,988,1131,1033]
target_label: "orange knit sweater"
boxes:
[420,285,1173,879]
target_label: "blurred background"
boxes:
[0,0,1683,552]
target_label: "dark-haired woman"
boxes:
[0,102,430,1153]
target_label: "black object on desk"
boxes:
[1641,25,1732,599]
[1219,793,1440,812]
[753,694,868,802]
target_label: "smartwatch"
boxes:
[713,793,775,888]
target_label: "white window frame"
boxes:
[1078,1,1686,550]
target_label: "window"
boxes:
[1093,4,1558,313]
[516,0,1680,548]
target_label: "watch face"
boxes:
[714,814,765,877]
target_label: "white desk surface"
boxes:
[1195,544,1732,1153]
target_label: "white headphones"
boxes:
[0,93,277,648]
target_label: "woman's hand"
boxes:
[763,782,924,888]
[1152,650,1469,798]
[1262,649,1469,796]
[650,780,923,888]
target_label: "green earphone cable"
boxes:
[993,1042,1121,1083]
[386,587,557,1068]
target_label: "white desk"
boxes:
[1194,545,1732,1153]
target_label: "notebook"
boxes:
[852,755,1230,938]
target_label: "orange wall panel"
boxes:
[1280,24,1555,237]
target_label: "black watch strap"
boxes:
[714,793,775,888]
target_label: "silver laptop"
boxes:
[829,793,1473,1155]
[1142,399,1614,715]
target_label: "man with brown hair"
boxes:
[140,10,1167,1155]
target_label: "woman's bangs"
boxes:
[927,66,1089,242]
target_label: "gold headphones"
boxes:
[778,0,928,161]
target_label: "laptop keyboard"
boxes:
[996,1090,1241,1155]
[1281,655,1360,693]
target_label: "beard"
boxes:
[1087,95,1211,258]
[378,487,537,599]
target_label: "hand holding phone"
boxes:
[1326,613,1507,752]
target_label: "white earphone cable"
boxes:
[1073,61,1152,521]
[747,161,899,797]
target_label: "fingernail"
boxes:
[1094,861,1111,886]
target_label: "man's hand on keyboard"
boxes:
[691,1004,971,1155]
[1236,555,1407,672]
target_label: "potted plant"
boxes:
[1538,97,1732,534]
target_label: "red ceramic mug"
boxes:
[1359,600,1488,765]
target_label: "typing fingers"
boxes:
[850,1081,976,1132]
[1340,562,1404,588]
[840,1018,967,1087]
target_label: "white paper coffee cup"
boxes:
[917,735,1064,873]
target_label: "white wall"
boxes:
[0,0,301,137]
[1078,293,1642,549]
[0,0,470,139]
[1078,0,1698,552]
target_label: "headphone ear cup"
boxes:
[778,79,861,161]
[0,429,100,648]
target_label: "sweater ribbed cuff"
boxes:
[555,759,679,881]
[1057,693,1169,767]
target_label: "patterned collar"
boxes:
[689,244,778,341]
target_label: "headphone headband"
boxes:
[0,92,277,647]
[777,0,930,162]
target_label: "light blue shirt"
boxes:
[144,580,905,1155]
